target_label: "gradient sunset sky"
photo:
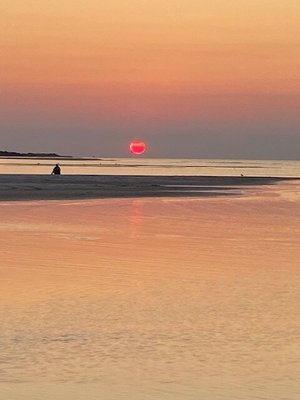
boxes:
[1,0,300,158]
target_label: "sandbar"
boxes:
[0,174,298,201]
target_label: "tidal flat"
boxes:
[0,180,299,399]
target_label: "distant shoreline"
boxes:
[0,151,71,159]
[0,174,298,202]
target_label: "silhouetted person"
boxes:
[51,164,61,175]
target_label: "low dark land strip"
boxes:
[0,175,298,201]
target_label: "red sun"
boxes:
[130,140,147,155]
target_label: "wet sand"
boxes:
[0,174,297,201]
[0,184,299,399]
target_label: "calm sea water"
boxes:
[0,157,299,177]
[0,160,299,399]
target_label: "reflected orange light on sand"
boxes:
[0,185,300,398]
[0,185,299,304]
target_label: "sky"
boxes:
[1,0,300,158]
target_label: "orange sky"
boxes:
[2,0,300,91]
[1,0,300,157]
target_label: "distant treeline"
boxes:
[0,150,65,157]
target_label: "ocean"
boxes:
[0,158,299,399]
[0,157,299,177]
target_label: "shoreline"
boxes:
[0,174,298,202]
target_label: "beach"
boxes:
[0,179,300,400]
[1,158,300,399]
[0,174,297,201]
